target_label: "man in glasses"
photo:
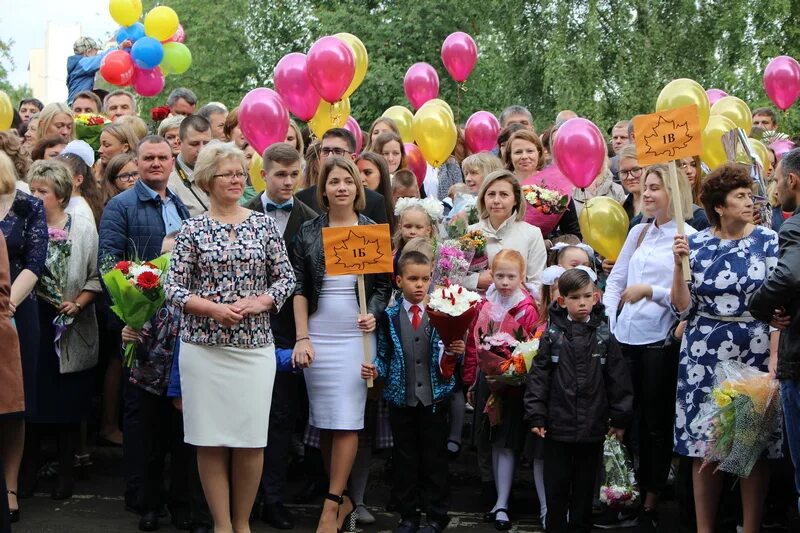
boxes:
[168,115,213,216]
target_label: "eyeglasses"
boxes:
[320,147,351,157]
[115,172,139,182]
[213,171,248,182]
[619,167,644,180]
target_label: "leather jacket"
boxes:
[290,213,391,318]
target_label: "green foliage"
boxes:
[0,38,32,106]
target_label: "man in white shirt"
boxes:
[167,115,213,216]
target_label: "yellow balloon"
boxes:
[308,98,351,139]
[334,33,368,98]
[742,138,771,175]
[0,91,12,130]
[710,96,752,133]
[144,6,179,41]
[701,115,737,170]
[109,0,143,27]
[250,153,265,193]
[578,197,629,261]
[412,105,457,167]
[422,98,454,121]
[656,78,710,130]
[382,105,414,143]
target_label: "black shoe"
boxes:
[261,501,294,529]
[138,510,160,531]
[190,525,210,533]
[493,508,511,531]
[292,479,326,504]
[483,510,497,522]
[7,490,19,523]
[170,507,192,530]
[446,440,462,460]
[51,477,75,500]
[419,517,450,532]
[638,508,658,532]
[394,519,419,533]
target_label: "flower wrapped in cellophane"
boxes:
[432,240,474,287]
[426,283,481,379]
[458,230,488,273]
[37,227,72,307]
[599,435,640,509]
[74,113,111,153]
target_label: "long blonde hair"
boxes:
[642,163,693,221]
[38,103,75,142]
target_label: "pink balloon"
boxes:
[441,31,478,83]
[163,24,185,44]
[307,36,355,103]
[706,88,728,106]
[771,139,797,161]
[764,55,800,111]
[464,111,500,153]
[274,53,322,122]
[239,88,290,155]
[344,116,363,154]
[404,63,439,110]
[404,143,427,186]
[131,66,165,97]
[552,118,606,189]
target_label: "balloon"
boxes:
[701,115,737,169]
[706,88,728,106]
[109,0,142,27]
[273,53,322,122]
[131,66,165,97]
[163,24,185,44]
[748,138,771,174]
[464,111,500,153]
[764,55,800,111]
[552,118,606,189]
[308,98,351,139]
[307,36,355,103]
[250,153,265,193]
[711,96,752,133]
[334,33,368,98]
[382,106,414,143]
[239,88,290,155]
[116,22,145,45]
[100,50,135,86]
[422,98,453,120]
[344,116,363,154]
[771,139,797,161]
[578,197,629,261]
[656,78,710,129]
[404,143,427,187]
[144,6,179,42]
[441,31,478,83]
[130,37,163,69]
[404,63,439,110]
[412,105,457,167]
[0,91,12,130]
[161,42,192,75]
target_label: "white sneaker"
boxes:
[355,504,376,524]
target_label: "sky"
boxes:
[3,0,114,87]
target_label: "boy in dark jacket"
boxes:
[524,268,633,533]
[362,251,465,533]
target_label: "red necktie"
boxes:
[410,304,421,330]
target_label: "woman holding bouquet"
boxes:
[25,160,100,500]
[165,143,296,533]
[671,164,781,533]
[291,157,391,533]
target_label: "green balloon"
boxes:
[161,42,192,75]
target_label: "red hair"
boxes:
[492,249,526,277]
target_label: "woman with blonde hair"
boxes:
[462,152,504,195]
[286,119,305,156]
[97,123,138,180]
[38,104,75,143]
[365,117,400,152]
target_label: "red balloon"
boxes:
[552,118,606,189]
[344,116,363,154]
[764,55,800,111]
[274,53,322,122]
[441,32,478,83]
[239,88,290,155]
[100,50,135,86]
[404,143,427,187]
[464,111,500,153]
[404,63,439,110]
[307,36,355,103]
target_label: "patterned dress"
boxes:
[674,226,782,458]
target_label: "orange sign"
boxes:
[633,104,702,165]
[322,224,393,276]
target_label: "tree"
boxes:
[0,38,33,107]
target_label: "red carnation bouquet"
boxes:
[426,283,481,379]
[102,254,171,367]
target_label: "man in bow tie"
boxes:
[245,143,316,529]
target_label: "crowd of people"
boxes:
[0,36,799,533]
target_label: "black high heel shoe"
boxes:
[339,490,356,532]
[493,508,511,531]
[8,490,19,523]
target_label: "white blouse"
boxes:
[603,220,696,345]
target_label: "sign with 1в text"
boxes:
[633,104,702,166]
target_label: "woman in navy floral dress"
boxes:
[672,164,781,533]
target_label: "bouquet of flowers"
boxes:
[522,183,569,235]
[696,360,782,477]
[37,227,72,307]
[444,194,479,239]
[432,240,474,287]
[458,230,488,272]
[426,283,481,379]
[74,113,111,153]
[102,254,172,367]
[599,435,640,509]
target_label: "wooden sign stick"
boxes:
[357,274,374,388]
[668,160,691,281]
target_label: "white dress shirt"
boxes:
[603,220,697,345]
[261,192,292,235]
[403,299,425,324]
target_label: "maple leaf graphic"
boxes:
[643,116,692,158]
[332,231,384,271]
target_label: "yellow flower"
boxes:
[713,389,732,408]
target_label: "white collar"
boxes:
[403,299,424,314]
[567,314,591,323]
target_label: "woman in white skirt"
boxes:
[165,142,296,533]
[291,155,391,533]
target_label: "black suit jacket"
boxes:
[245,194,318,349]
[295,185,389,224]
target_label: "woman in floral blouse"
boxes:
[165,142,295,533]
